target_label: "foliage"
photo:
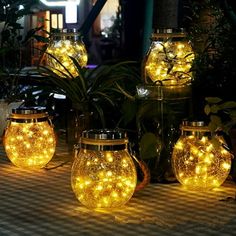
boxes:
[0,1,40,68]
[187,0,236,116]
[25,57,141,128]
[204,97,236,134]
[0,0,47,101]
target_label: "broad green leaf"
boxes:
[210,115,222,126]
[208,122,218,133]
[204,104,211,115]
[220,101,236,109]
[208,115,223,132]
[210,104,220,113]
[205,97,222,104]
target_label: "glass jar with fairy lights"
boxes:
[71,129,149,209]
[45,29,88,77]
[172,120,233,191]
[4,107,56,169]
[145,28,194,85]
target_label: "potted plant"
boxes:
[23,55,141,149]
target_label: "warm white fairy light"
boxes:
[4,121,56,169]
[71,149,137,209]
[172,135,232,191]
[145,38,194,85]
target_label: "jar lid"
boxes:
[12,107,46,115]
[80,129,128,151]
[10,107,49,122]
[82,129,127,140]
[182,120,205,127]
[151,29,186,40]
[181,120,209,132]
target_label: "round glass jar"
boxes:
[46,29,88,77]
[172,121,232,190]
[71,129,137,209]
[145,29,194,85]
[4,107,56,169]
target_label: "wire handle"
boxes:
[132,154,150,192]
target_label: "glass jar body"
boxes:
[46,32,88,76]
[172,127,232,190]
[145,32,194,85]
[71,148,137,209]
[4,114,56,169]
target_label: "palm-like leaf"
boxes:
[30,55,141,127]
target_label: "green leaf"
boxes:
[208,122,218,133]
[211,104,220,113]
[140,132,160,160]
[210,115,222,126]
[204,104,211,115]
[221,101,236,109]
[229,110,236,119]
[208,115,223,132]
[115,82,135,101]
[205,97,222,104]
[33,35,49,43]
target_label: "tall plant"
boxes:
[25,56,141,128]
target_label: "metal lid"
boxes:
[10,107,49,122]
[80,129,128,151]
[151,29,186,40]
[182,120,205,127]
[82,129,127,140]
[12,107,47,115]
[181,120,209,132]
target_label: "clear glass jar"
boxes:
[136,83,192,183]
[145,29,194,85]
[46,29,88,77]
[172,121,232,190]
[4,107,56,169]
[71,129,137,209]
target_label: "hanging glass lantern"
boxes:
[4,107,56,169]
[145,29,194,86]
[45,29,88,77]
[71,129,138,209]
[172,121,233,191]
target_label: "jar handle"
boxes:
[48,116,54,127]
[131,154,150,191]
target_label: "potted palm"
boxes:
[24,55,141,149]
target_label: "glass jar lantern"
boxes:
[71,129,138,209]
[46,29,88,77]
[145,29,194,85]
[172,121,232,190]
[4,107,56,169]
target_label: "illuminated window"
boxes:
[51,13,63,29]
[39,0,80,24]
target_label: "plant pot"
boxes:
[66,107,92,153]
